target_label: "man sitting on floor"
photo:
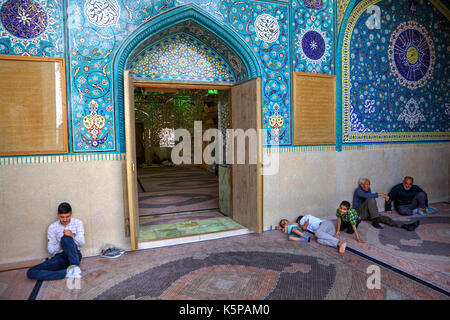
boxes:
[27,202,85,281]
[354,178,419,231]
[385,176,428,216]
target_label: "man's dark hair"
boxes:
[58,202,72,214]
[296,216,304,224]
[340,201,351,209]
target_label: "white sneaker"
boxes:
[65,265,82,279]
[65,266,75,278]
[72,266,82,277]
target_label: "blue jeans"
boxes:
[396,192,427,216]
[296,234,311,242]
[27,236,82,281]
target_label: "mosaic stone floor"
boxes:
[338,202,450,293]
[1,209,449,300]
[138,187,219,216]
[139,210,244,242]
[137,165,218,192]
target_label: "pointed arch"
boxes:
[336,0,449,150]
[112,5,261,152]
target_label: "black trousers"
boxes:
[340,218,361,234]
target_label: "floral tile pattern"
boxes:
[0,0,64,57]
[293,0,334,74]
[130,33,235,83]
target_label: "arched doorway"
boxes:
[113,5,263,249]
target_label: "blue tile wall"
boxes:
[69,0,293,150]
[0,0,448,154]
[220,0,291,145]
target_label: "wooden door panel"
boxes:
[124,70,139,249]
[231,78,263,233]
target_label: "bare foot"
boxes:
[338,242,347,254]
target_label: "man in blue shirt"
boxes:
[353,178,419,231]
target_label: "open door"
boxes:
[124,70,139,250]
[230,77,263,233]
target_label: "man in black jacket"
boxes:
[385,176,428,216]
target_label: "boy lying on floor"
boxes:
[277,219,311,242]
[295,215,348,254]
[275,200,366,251]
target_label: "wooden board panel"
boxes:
[293,72,336,145]
[0,55,68,155]
[134,81,233,90]
[231,78,263,233]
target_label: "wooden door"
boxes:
[124,70,139,250]
[230,78,263,233]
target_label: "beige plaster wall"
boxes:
[0,160,130,265]
[263,143,450,230]
[1,143,448,264]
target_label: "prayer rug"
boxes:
[31,231,448,300]
[139,177,218,192]
[138,166,214,179]
[138,166,218,192]
[139,210,226,226]
[337,202,450,293]
[138,187,219,216]
[139,214,243,242]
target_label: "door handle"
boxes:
[132,162,136,172]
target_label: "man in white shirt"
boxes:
[297,214,347,254]
[27,202,85,280]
